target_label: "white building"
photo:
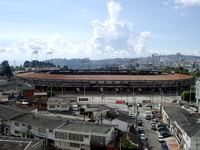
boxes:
[47,96,77,111]
[102,111,134,132]
[54,122,116,150]
[161,104,200,150]
[196,78,200,113]
[10,114,66,140]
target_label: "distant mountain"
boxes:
[46,58,136,69]
[46,54,200,69]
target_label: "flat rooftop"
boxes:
[0,136,44,150]
[163,105,200,137]
[58,122,114,134]
[17,72,193,81]
[0,104,24,120]
[12,114,67,129]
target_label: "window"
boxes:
[15,131,20,134]
[49,129,53,133]
[14,122,19,127]
[69,133,84,142]
[22,124,26,126]
[79,98,88,101]
[38,128,46,133]
[49,105,55,108]
[70,143,80,148]
[85,135,89,138]
[91,135,106,145]
[55,132,68,140]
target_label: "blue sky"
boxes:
[0,0,200,64]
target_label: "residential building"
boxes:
[196,78,200,112]
[10,114,67,141]
[102,110,134,132]
[0,104,25,135]
[54,122,116,150]
[0,136,45,150]
[161,104,200,150]
[47,96,75,111]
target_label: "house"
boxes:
[0,135,45,150]
[102,110,134,132]
[54,121,116,150]
[0,80,35,99]
[0,104,25,135]
[10,114,67,142]
[47,97,73,112]
[161,104,200,150]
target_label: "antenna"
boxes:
[46,51,53,61]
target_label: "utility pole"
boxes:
[190,85,192,103]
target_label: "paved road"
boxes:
[138,107,162,150]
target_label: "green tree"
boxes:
[181,91,196,102]
[1,60,12,77]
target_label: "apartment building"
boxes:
[10,114,67,140]
[0,136,45,150]
[54,122,116,150]
[47,96,77,112]
[161,104,200,150]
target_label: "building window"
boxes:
[49,105,55,108]
[49,129,53,133]
[38,128,46,133]
[15,131,20,134]
[85,135,89,138]
[69,133,84,142]
[91,135,106,145]
[79,98,88,101]
[22,124,26,126]
[55,132,68,140]
[14,122,19,127]
[70,143,80,148]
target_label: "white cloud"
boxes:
[175,0,200,6]
[0,0,151,61]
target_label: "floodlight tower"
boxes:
[46,51,53,61]
[31,50,39,61]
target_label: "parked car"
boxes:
[137,119,143,126]
[152,118,160,123]
[151,124,157,131]
[145,115,152,120]
[137,127,145,134]
[158,127,170,133]
[140,133,147,140]
[137,103,143,107]
[161,142,169,150]
[130,113,136,119]
[149,119,156,124]
[160,131,171,138]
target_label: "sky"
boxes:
[0,0,200,65]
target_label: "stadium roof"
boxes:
[17,72,193,81]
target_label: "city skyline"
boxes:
[0,0,200,64]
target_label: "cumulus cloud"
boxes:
[1,0,151,60]
[175,0,200,6]
[89,0,151,58]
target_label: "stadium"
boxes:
[16,70,194,95]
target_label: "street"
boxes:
[138,106,162,150]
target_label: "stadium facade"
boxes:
[16,70,194,95]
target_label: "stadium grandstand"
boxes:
[16,70,194,95]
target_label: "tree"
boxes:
[181,91,196,102]
[1,60,12,77]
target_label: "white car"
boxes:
[140,133,147,140]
